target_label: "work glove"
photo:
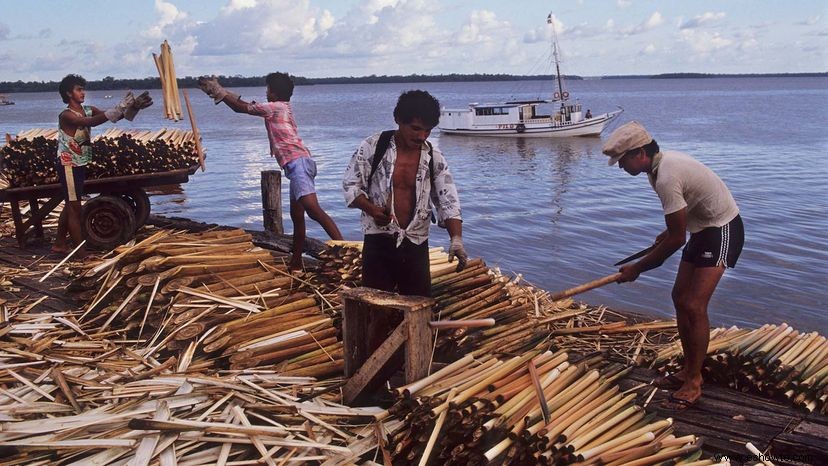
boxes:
[198,76,239,104]
[124,91,153,121]
[448,236,468,272]
[104,91,135,122]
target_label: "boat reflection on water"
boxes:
[436,133,602,224]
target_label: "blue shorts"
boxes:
[283,157,317,201]
[56,162,86,202]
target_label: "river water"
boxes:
[2,77,827,331]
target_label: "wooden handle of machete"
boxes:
[550,272,622,301]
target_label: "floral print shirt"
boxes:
[343,132,462,246]
[246,101,311,168]
[57,105,93,166]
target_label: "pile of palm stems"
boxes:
[382,350,714,466]
[311,241,679,365]
[0,228,387,464]
[652,323,828,413]
[0,231,727,464]
[153,40,183,121]
[1,128,200,187]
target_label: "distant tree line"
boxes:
[0,73,581,93]
[1,71,824,93]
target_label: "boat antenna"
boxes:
[548,12,566,102]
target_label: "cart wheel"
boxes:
[82,195,136,250]
[119,189,151,228]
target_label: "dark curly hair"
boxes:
[265,72,294,101]
[58,74,87,104]
[393,90,440,128]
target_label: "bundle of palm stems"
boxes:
[652,323,828,413]
[1,128,200,187]
[153,40,183,121]
[382,350,712,466]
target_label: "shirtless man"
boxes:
[342,90,467,401]
[343,90,467,297]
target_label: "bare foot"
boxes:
[51,244,70,254]
[289,255,303,272]
[661,380,701,411]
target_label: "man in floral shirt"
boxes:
[343,90,468,297]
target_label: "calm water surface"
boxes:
[2,78,827,331]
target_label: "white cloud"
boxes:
[617,0,632,8]
[679,12,726,30]
[456,10,510,44]
[680,29,733,54]
[796,15,821,26]
[222,0,257,14]
[144,0,189,39]
[641,43,656,55]
[620,11,663,36]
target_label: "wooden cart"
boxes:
[0,166,198,249]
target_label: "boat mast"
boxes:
[548,12,566,101]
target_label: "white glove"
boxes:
[198,76,233,104]
[124,91,153,121]
[104,91,135,122]
[448,236,468,272]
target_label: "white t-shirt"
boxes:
[647,150,739,233]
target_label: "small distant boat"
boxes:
[104,95,113,99]
[439,13,622,138]
[0,95,14,106]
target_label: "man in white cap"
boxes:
[603,121,744,410]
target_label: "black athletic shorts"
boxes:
[681,214,744,268]
[362,234,431,297]
[56,162,86,202]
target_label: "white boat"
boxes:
[0,95,14,106]
[439,13,622,138]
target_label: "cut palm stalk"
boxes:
[39,240,86,282]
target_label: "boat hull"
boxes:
[439,110,622,138]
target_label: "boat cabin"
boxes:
[440,100,586,133]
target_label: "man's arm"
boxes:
[219,94,253,114]
[618,208,687,282]
[60,107,110,130]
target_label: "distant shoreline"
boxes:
[1,72,825,94]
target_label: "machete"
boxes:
[614,245,655,266]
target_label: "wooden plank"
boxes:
[404,306,432,384]
[342,298,370,378]
[1,168,192,202]
[771,421,828,464]
[342,321,407,405]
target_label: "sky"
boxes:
[0,0,826,81]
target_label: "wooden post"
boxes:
[340,287,434,405]
[260,170,283,235]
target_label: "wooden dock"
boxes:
[1,218,825,465]
[618,366,827,465]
